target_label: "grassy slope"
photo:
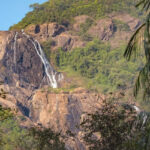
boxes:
[50,39,144,93]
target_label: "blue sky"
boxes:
[0,0,47,31]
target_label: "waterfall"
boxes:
[32,40,58,88]
[133,105,148,126]
[133,105,141,113]
[22,31,58,88]
[13,32,18,67]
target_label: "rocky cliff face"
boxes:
[29,88,104,150]
[24,13,140,51]
[0,30,63,115]
[1,32,45,88]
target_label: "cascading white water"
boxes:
[22,31,58,88]
[133,105,148,126]
[32,40,58,88]
[13,32,18,66]
[133,105,141,113]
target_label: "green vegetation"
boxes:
[80,99,137,150]
[79,18,94,41]
[42,39,53,59]
[0,106,33,150]
[48,39,144,93]
[29,127,65,150]
[0,119,35,150]
[80,98,150,150]
[41,85,78,94]
[113,19,130,31]
[0,106,65,150]
[10,0,139,30]
[0,105,13,121]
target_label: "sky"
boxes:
[0,0,47,31]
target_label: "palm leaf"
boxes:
[125,1,150,99]
[135,0,145,8]
[136,0,150,11]
[124,23,146,61]
[134,62,150,99]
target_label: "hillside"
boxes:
[8,0,147,104]
[10,0,140,30]
[21,14,143,95]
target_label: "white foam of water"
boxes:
[133,105,148,126]
[133,105,141,113]
[13,32,18,66]
[142,113,148,125]
[57,73,64,82]
[32,40,58,88]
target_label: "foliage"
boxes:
[29,127,65,150]
[10,0,139,30]
[0,106,65,150]
[125,112,150,150]
[42,39,53,59]
[51,39,144,93]
[0,105,13,121]
[79,18,94,41]
[124,0,150,100]
[113,19,130,31]
[80,99,137,150]
[80,99,150,150]
[0,119,36,150]
[0,106,35,150]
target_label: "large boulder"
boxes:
[88,13,140,48]
[88,18,115,41]
[25,23,66,42]
[25,23,86,51]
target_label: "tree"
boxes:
[29,127,66,150]
[124,0,150,100]
[80,99,137,150]
[126,117,150,150]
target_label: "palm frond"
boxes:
[124,23,146,61]
[136,0,145,7]
[125,1,150,100]
[136,0,150,11]
[134,62,150,100]
[144,15,150,61]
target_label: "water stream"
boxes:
[31,40,58,88]
[13,32,18,67]
[133,105,148,126]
